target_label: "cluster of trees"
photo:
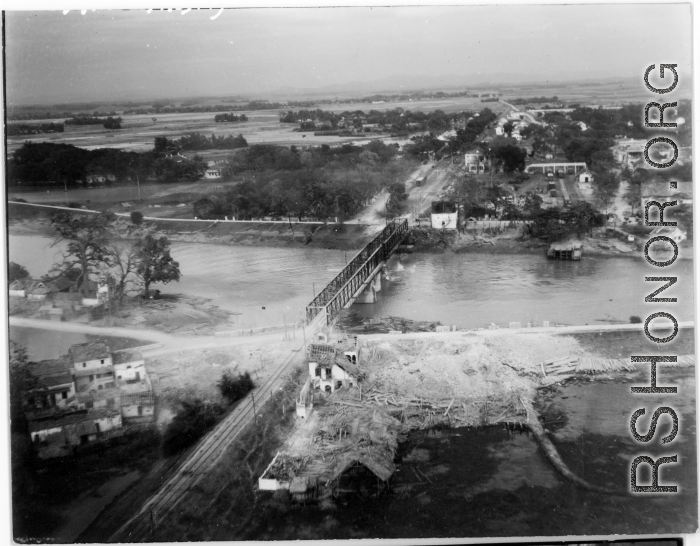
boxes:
[403,108,498,159]
[312,89,490,105]
[9,143,136,186]
[217,371,255,404]
[162,370,255,456]
[385,182,408,214]
[528,202,606,241]
[162,399,225,456]
[194,140,406,221]
[155,132,248,153]
[7,106,116,121]
[214,113,249,123]
[65,116,122,129]
[510,96,559,105]
[7,123,64,136]
[445,175,605,240]
[281,107,478,134]
[7,142,208,186]
[126,100,285,116]
[48,212,182,302]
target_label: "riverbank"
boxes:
[8,207,378,251]
[408,225,693,259]
[136,327,696,541]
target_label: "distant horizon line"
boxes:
[7,74,652,110]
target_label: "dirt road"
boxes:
[404,158,456,220]
[9,316,298,357]
[347,162,435,225]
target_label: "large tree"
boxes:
[135,235,181,297]
[492,143,527,174]
[50,212,115,294]
[8,262,29,283]
[104,241,142,305]
[593,170,621,215]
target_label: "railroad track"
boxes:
[110,338,305,542]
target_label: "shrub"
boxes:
[630,315,642,324]
[161,399,225,456]
[130,211,144,225]
[218,371,254,405]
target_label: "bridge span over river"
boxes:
[306,218,409,327]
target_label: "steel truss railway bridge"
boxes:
[109,219,409,541]
[305,218,410,326]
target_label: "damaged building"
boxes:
[22,341,155,458]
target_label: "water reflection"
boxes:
[9,234,694,330]
[353,252,694,328]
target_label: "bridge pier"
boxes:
[354,267,384,304]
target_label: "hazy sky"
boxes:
[4,5,693,105]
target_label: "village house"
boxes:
[12,276,109,315]
[9,279,26,297]
[464,149,487,173]
[307,351,362,394]
[612,139,646,168]
[204,168,222,180]
[23,277,76,301]
[649,226,687,244]
[113,350,156,421]
[577,170,594,185]
[641,179,693,211]
[22,341,156,458]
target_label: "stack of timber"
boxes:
[537,354,695,384]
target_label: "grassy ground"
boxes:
[146,364,308,542]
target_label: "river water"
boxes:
[8,234,697,538]
[8,234,694,331]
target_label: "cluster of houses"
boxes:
[24,341,155,459]
[10,276,110,322]
[494,112,530,140]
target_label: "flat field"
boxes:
[6,96,508,154]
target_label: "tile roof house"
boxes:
[23,342,155,458]
[69,341,112,365]
[25,277,77,300]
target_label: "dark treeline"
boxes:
[155,132,248,152]
[193,140,409,221]
[312,90,498,105]
[7,141,207,187]
[65,116,122,129]
[7,107,116,121]
[7,123,64,136]
[214,113,249,123]
[280,107,480,134]
[509,96,559,105]
[125,100,284,115]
